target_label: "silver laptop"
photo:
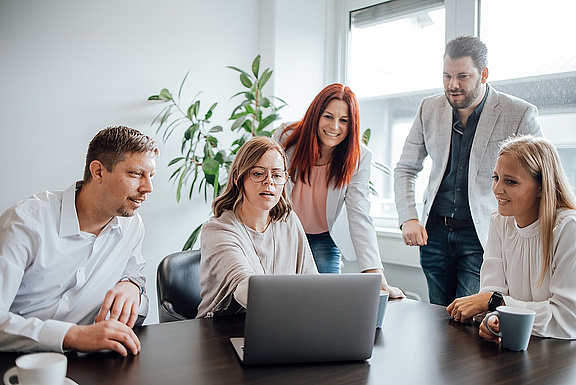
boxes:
[230,273,381,365]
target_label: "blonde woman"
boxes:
[447,135,576,340]
[197,137,318,318]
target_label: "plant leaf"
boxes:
[182,223,205,251]
[168,157,186,167]
[231,116,247,131]
[258,68,273,89]
[252,55,261,78]
[259,114,277,131]
[159,88,172,101]
[240,73,253,88]
[209,125,223,133]
[206,135,218,147]
[227,66,251,79]
[148,95,161,101]
[372,161,392,174]
[204,102,217,120]
[177,70,191,102]
[362,128,371,145]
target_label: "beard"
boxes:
[117,195,145,217]
[445,79,483,109]
[117,207,136,217]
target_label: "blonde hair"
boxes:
[212,136,292,221]
[498,135,576,285]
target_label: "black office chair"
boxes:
[156,249,202,322]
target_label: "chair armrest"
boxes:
[160,300,191,322]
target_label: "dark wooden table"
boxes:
[2,300,576,384]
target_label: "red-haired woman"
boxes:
[274,83,404,298]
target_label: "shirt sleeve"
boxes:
[505,217,576,339]
[518,104,543,137]
[481,212,576,340]
[0,208,74,352]
[479,213,508,294]
[119,217,149,319]
[233,278,249,308]
[394,99,429,227]
[344,148,383,272]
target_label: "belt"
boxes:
[433,213,474,228]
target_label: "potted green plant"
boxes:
[149,55,287,249]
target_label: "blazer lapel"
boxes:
[435,100,452,165]
[470,87,500,178]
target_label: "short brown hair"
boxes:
[212,136,291,221]
[83,126,158,183]
[444,36,488,72]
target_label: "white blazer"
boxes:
[274,125,383,271]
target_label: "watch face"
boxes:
[489,292,503,310]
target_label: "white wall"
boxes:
[0,0,261,324]
[266,0,332,123]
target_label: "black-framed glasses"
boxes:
[248,167,288,185]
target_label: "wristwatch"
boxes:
[488,291,504,311]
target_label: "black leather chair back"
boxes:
[156,250,202,322]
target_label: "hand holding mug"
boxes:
[483,306,536,351]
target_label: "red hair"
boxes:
[282,83,361,189]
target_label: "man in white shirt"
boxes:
[0,126,158,356]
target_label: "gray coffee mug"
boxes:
[376,290,389,329]
[484,306,536,351]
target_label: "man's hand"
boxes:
[401,219,428,247]
[446,292,492,323]
[63,320,141,356]
[363,268,406,299]
[95,281,140,328]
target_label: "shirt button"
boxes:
[64,296,69,301]
[456,188,461,192]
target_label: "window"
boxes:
[344,0,576,228]
[479,0,576,187]
[347,0,446,227]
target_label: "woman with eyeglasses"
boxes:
[274,83,404,298]
[197,136,318,318]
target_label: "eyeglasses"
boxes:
[248,167,289,185]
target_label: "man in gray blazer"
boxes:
[394,36,542,306]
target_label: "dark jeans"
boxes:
[306,232,342,273]
[420,219,484,306]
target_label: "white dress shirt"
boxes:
[480,209,576,339]
[0,182,149,352]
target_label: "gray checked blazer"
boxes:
[394,86,542,249]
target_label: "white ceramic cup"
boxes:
[484,306,536,351]
[3,353,67,385]
[376,290,389,329]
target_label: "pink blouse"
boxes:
[291,164,330,234]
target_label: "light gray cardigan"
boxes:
[197,211,317,318]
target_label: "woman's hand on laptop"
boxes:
[362,269,406,299]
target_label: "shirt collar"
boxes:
[59,181,123,238]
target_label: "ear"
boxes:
[481,67,489,83]
[89,160,105,183]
